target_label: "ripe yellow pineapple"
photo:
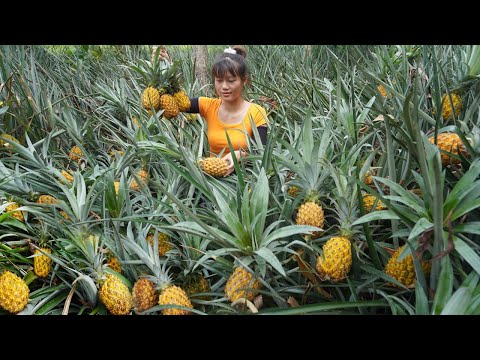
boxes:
[99,273,133,315]
[295,201,324,238]
[428,132,467,166]
[363,194,387,212]
[183,273,211,301]
[0,133,20,149]
[129,168,150,191]
[363,169,375,185]
[316,236,352,282]
[159,94,180,119]
[158,284,193,315]
[146,232,172,256]
[4,202,25,222]
[68,146,83,162]
[225,267,262,302]
[37,195,58,205]
[0,270,29,313]
[61,169,74,184]
[34,247,52,278]
[441,93,462,120]
[198,157,228,178]
[385,245,431,287]
[377,84,388,98]
[142,87,161,110]
[132,277,158,312]
[173,90,191,112]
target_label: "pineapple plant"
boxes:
[106,253,122,274]
[32,223,53,278]
[114,181,120,196]
[183,273,211,301]
[99,273,133,315]
[0,270,29,313]
[377,84,388,98]
[385,245,431,287]
[428,132,467,166]
[198,157,229,178]
[0,133,20,149]
[184,113,198,122]
[287,185,301,197]
[124,234,193,315]
[60,169,74,184]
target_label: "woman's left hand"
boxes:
[222,150,245,176]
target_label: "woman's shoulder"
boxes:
[248,102,268,115]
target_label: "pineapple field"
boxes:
[1,45,480,315]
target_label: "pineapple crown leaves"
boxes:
[126,57,171,88]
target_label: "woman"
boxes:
[153,45,268,176]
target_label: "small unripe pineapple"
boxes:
[159,94,180,119]
[295,201,324,238]
[173,90,191,112]
[316,236,352,282]
[183,273,211,301]
[287,185,301,197]
[114,181,120,196]
[5,202,25,222]
[132,278,158,312]
[363,194,387,212]
[385,245,431,287]
[142,87,161,110]
[34,247,52,278]
[68,146,83,162]
[146,232,172,256]
[225,267,261,302]
[363,169,375,185]
[158,285,193,315]
[0,271,29,313]
[198,157,228,178]
[377,84,388,98]
[99,273,133,315]
[428,132,467,166]
[441,93,462,120]
[0,133,20,149]
[37,195,58,205]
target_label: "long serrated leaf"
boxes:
[255,247,286,276]
[451,198,480,222]
[453,236,480,275]
[351,210,401,225]
[262,225,321,247]
[440,287,472,315]
[408,218,434,241]
[432,256,453,314]
[415,280,429,315]
[454,222,480,236]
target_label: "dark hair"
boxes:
[211,45,250,84]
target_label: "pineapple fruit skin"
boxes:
[0,134,20,148]
[198,157,228,178]
[0,271,29,314]
[173,90,191,112]
[287,185,301,197]
[5,202,25,222]
[159,94,180,119]
[428,132,467,166]
[68,146,83,162]
[183,274,211,301]
[129,169,150,191]
[34,248,52,278]
[363,194,387,212]
[385,245,431,287]
[441,93,462,120]
[146,233,172,256]
[316,236,352,282]
[61,170,74,184]
[295,201,324,238]
[158,285,193,315]
[99,274,133,315]
[132,278,158,312]
[107,256,122,274]
[225,267,261,302]
[142,87,161,111]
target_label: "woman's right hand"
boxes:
[151,45,170,63]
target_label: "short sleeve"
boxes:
[251,104,269,127]
[198,97,215,119]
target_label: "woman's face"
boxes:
[214,72,245,102]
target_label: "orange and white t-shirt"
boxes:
[198,97,268,156]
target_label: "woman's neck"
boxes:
[220,97,246,111]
